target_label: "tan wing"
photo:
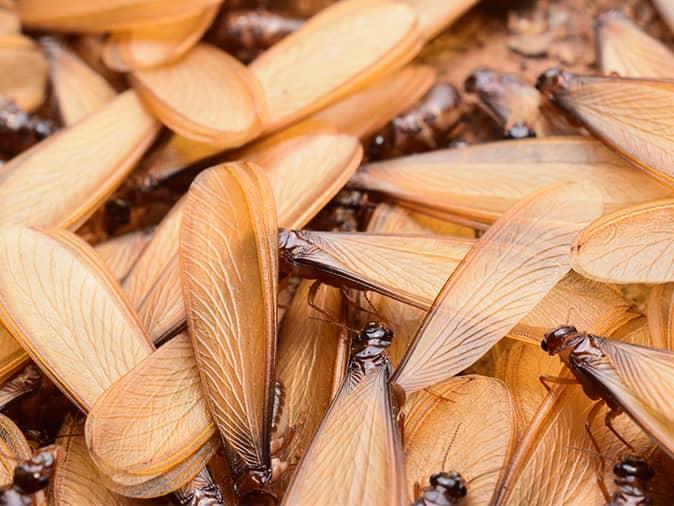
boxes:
[350,136,670,224]
[94,228,154,281]
[180,162,277,472]
[280,230,474,309]
[250,0,422,130]
[17,0,222,32]
[392,183,604,393]
[103,6,217,71]
[647,283,674,349]
[42,38,116,125]
[571,199,674,283]
[584,339,674,458]
[0,227,153,412]
[595,10,674,78]
[53,415,142,506]
[0,34,47,111]
[0,90,159,229]
[246,133,362,228]
[404,376,516,505]
[540,72,674,186]
[0,4,19,35]
[402,0,478,40]
[310,65,435,139]
[282,365,407,506]
[0,413,30,485]
[86,333,213,477]
[274,281,346,494]
[131,43,265,145]
[0,326,28,384]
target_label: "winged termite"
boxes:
[41,38,116,126]
[93,228,154,281]
[540,325,674,459]
[403,376,516,505]
[536,70,674,187]
[366,80,461,160]
[653,0,674,33]
[402,0,478,41]
[351,137,670,226]
[390,183,603,394]
[207,8,303,63]
[180,162,278,489]
[131,43,266,146]
[595,10,674,79]
[278,229,475,310]
[607,455,654,506]
[0,34,47,112]
[51,415,143,506]
[412,472,467,506]
[16,0,223,32]
[272,281,346,493]
[647,284,674,350]
[104,6,218,71]
[281,322,407,506]
[0,99,55,159]
[464,68,553,138]
[0,446,57,505]
[570,199,674,284]
[310,65,436,140]
[0,90,159,229]
[174,467,227,506]
[249,0,422,131]
[0,365,40,411]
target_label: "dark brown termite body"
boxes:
[0,365,41,412]
[608,456,654,506]
[0,446,58,506]
[412,471,468,506]
[207,9,303,63]
[307,189,371,232]
[366,82,461,161]
[0,100,56,160]
[464,68,540,139]
[174,467,225,506]
[351,321,394,378]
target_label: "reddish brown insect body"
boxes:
[412,471,467,506]
[0,100,55,160]
[608,456,654,506]
[366,82,460,160]
[174,467,225,506]
[0,446,57,506]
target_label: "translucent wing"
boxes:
[310,65,435,139]
[392,183,603,393]
[42,38,116,125]
[0,414,30,485]
[273,281,346,494]
[539,72,674,186]
[0,34,47,111]
[0,227,154,412]
[403,376,516,505]
[0,90,159,229]
[586,338,674,458]
[86,333,213,478]
[350,137,670,225]
[647,283,674,350]
[570,199,674,283]
[250,0,422,130]
[131,44,265,145]
[180,162,277,473]
[103,6,217,71]
[280,230,474,309]
[94,228,154,281]
[17,0,222,32]
[595,10,674,78]
[282,365,407,506]
[402,0,478,40]
[54,415,142,506]
[0,326,28,384]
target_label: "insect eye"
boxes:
[541,339,549,351]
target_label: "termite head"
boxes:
[14,446,57,494]
[541,325,578,355]
[431,471,467,499]
[613,455,655,485]
[354,322,393,358]
[535,68,571,99]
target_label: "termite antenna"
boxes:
[441,422,462,469]
[465,466,506,485]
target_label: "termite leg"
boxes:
[585,400,610,502]
[605,408,635,453]
[307,280,339,322]
[413,481,422,499]
[538,374,579,391]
